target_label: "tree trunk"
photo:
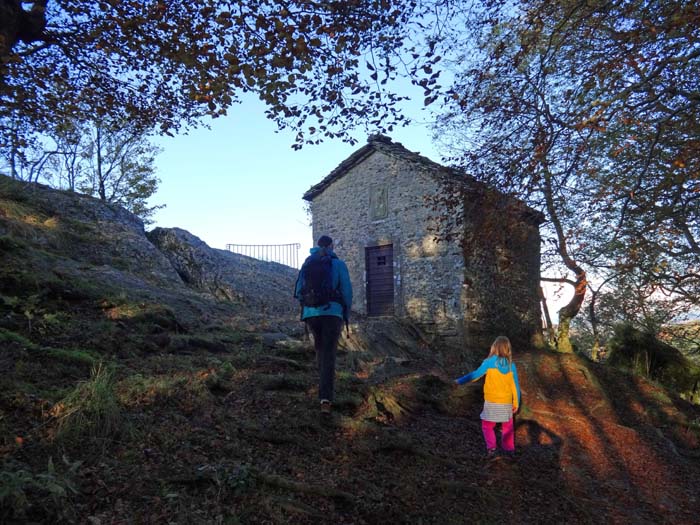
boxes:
[0,1,47,67]
[542,167,586,353]
[587,289,600,361]
[96,125,106,201]
[539,285,556,348]
[556,268,586,353]
[9,134,17,179]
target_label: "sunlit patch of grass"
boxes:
[0,198,36,221]
[103,302,142,320]
[117,371,212,411]
[99,299,180,335]
[54,363,123,442]
[19,214,59,229]
[649,388,672,404]
[0,197,59,231]
[336,415,377,437]
[42,216,59,229]
[118,374,181,407]
[100,296,153,320]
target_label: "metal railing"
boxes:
[226,243,301,268]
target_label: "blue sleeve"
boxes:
[336,260,353,311]
[454,357,492,385]
[294,270,303,299]
[512,363,521,406]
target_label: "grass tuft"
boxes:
[0,327,34,347]
[54,363,123,443]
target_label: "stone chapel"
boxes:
[303,135,544,351]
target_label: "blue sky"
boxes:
[149,92,441,261]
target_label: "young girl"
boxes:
[454,336,521,458]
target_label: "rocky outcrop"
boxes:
[607,324,700,404]
[147,227,299,320]
[0,175,300,333]
[0,176,183,287]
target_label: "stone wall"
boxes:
[460,186,543,350]
[310,150,465,339]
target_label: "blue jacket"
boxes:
[455,355,521,409]
[295,247,353,321]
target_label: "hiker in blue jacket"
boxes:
[294,235,352,414]
[295,235,353,415]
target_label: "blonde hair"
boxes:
[488,336,513,367]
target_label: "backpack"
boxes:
[296,251,340,308]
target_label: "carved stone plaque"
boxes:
[370,185,388,220]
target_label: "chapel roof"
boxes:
[302,134,464,201]
[302,134,544,225]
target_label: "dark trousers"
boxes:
[306,316,343,402]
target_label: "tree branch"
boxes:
[541,276,576,286]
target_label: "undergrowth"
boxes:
[54,363,123,443]
[0,457,81,522]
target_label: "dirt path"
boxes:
[3,340,700,523]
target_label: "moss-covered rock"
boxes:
[607,324,700,404]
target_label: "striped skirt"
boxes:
[480,401,513,423]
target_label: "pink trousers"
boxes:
[482,419,514,452]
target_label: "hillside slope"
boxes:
[0,176,299,348]
[4,339,699,523]
[1,176,699,523]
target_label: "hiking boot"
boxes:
[320,400,332,415]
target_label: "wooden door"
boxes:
[366,245,394,316]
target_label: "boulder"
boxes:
[147,227,299,322]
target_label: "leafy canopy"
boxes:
[1,0,442,148]
[431,0,699,340]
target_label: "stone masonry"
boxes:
[303,135,543,354]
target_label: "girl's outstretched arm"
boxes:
[454,358,492,385]
[511,363,522,409]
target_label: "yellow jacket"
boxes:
[455,355,521,409]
